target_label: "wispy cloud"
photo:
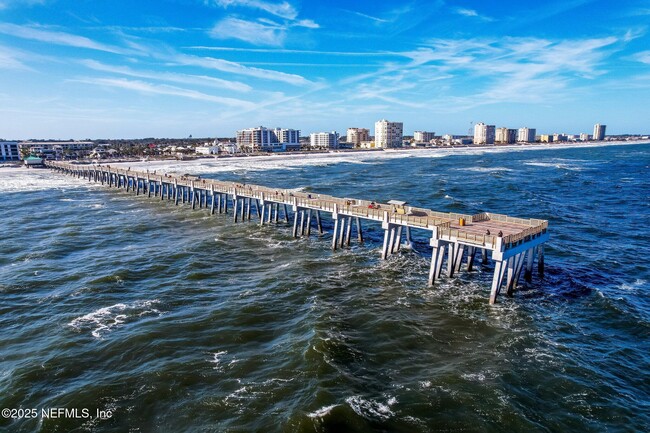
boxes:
[186,46,400,56]
[72,77,255,108]
[339,34,624,112]
[210,17,286,46]
[0,23,125,54]
[207,0,318,46]
[169,52,312,86]
[0,0,45,10]
[79,59,252,92]
[633,50,650,64]
[210,0,298,20]
[0,45,33,71]
[454,7,494,22]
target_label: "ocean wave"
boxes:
[0,168,91,193]
[345,395,397,421]
[68,299,162,338]
[307,404,339,419]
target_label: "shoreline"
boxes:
[2,139,648,175]
[105,139,650,171]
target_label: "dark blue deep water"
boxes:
[1,143,648,432]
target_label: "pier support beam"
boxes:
[489,259,508,305]
[524,247,536,282]
[316,211,323,235]
[356,217,363,243]
[428,242,447,286]
[466,246,477,271]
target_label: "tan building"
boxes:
[593,123,606,141]
[346,128,370,147]
[540,135,553,143]
[414,131,435,143]
[495,128,517,144]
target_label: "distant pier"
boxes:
[45,161,549,304]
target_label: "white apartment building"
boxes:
[495,128,517,144]
[473,123,495,144]
[580,133,591,141]
[593,123,606,141]
[275,128,301,149]
[374,119,403,148]
[414,131,435,143]
[19,141,95,160]
[236,127,300,152]
[310,132,339,149]
[517,127,536,143]
[347,128,370,146]
[1,141,20,161]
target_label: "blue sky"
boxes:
[1,0,649,139]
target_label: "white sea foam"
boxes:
[68,299,162,338]
[619,279,646,291]
[307,404,339,419]
[458,166,513,173]
[209,350,228,372]
[0,167,90,193]
[345,395,396,420]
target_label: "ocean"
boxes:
[1,142,648,432]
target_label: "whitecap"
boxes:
[307,404,339,419]
[345,395,396,420]
[68,299,162,338]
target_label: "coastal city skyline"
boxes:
[1,0,649,139]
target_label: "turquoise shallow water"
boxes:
[0,143,649,432]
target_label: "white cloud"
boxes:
[633,50,650,64]
[454,7,494,22]
[0,0,46,10]
[79,59,252,92]
[0,23,125,54]
[72,77,255,108]
[212,0,298,20]
[207,0,319,45]
[210,17,285,46]
[169,52,312,86]
[0,46,31,70]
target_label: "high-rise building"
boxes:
[236,127,300,152]
[593,123,606,141]
[0,141,20,161]
[275,128,301,148]
[310,131,339,149]
[346,128,369,147]
[374,120,403,148]
[517,127,536,143]
[414,131,435,143]
[473,123,495,144]
[495,128,517,144]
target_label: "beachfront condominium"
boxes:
[414,131,435,143]
[473,123,495,145]
[236,126,301,152]
[517,127,536,143]
[495,128,517,144]
[310,131,339,149]
[580,133,591,141]
[346,128,369,147]
[375,119,403,148]
[593,124,606,141]
[1,141,20,161]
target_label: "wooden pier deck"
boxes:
[45,161,549,304]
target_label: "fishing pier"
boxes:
[46,161,549,304]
